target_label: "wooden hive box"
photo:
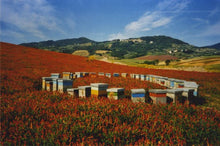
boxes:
[184,81,199,96]
[107,88,125,100]
[62,72,73,79]
[146,74,150,81]
[168,78,176,88]
[42,77,53,90]
[89,72,97,78]
[149,89,167,104]
[82,72,89,77]
[131,89,146,103]
[67,88,79,98]
[46,81,53,91]
[166,89,183,104]
[113,73,120,77]
[52,78,60,92]
[75,72,83,78]
[121,73,128,78]
[57,79,73,93]
[140,74,146,81]
[158,77,168,86]
[134,74,140,80]
[51,73,60,78]
[78,86,91,98]
[98,72,105,76]
[130,73,135,78]
[174,80,185,88]
[105,73,111,78]
[91,83,108,97]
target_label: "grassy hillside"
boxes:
[20,35,220,59]
[1,42,220,145]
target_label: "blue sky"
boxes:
[1,0,220,46]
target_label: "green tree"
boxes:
[165,59,171,66]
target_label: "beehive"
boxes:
[107,88,124,100]
[52,78,59,91]
[72,74,77,79]
[121,73,128,78]
[57,79,73,93]
[46,81,53,91]
[158,77,168,86]
[131,89,146,103]
[62,72,73,79]
[89,72,97,78]
[146,74,150,81]
[98,72,105,76]
[166,89,183,103]
[174,80,185,88]
[51,73,60,78]
[82,72,89,77]
[134,74,140,80]
[168,78,176,88]
[105,73,111,78]
[91,83,108,97]
[75,72,83,78]
[140,74,146,81]
[67,88,79,98]
[184,81,199,96]
[130,73,135,79]
[179,88,194,104]
[113,73,120,77]
[42,77,53,90]
[149,89,167,104]
[78,86,91,98]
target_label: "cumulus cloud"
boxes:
[1,0,64,41]
[108,0,189,40]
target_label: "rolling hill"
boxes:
[20,35,220,59]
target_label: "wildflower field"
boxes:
[1,42,220,145]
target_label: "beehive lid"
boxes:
[149,89,167,94]
[181,88,195,92]
[107,88,124,92]
[131,89,145,93]
[166,89,183,93]
[184,81,199,88]
[90,83,108,88]
[42,77,53,80]
[51,73,60,75]
[63,72,71,74]
[58,79,73,82]
[78,86,91,89]
[113,73,119,75]
[67,88,79,92]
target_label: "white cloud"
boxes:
[108,0,189,40]
[1,0,65,41]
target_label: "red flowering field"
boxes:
[1,42,220,145]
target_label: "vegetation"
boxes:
[1,42,220,145]
[20,35,220,60]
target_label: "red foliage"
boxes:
[1,42,220,145]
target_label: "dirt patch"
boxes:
[137,55,178,61]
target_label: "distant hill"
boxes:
[20,35,220,59]
[203,43,220,50]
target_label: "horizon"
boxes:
[1,0,220,47]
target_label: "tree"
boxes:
[165,59,171,66]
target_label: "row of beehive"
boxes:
[42,72,199,104]
[96,72,199,97]
[67,83,146,103]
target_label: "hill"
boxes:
[20,35,220,59]
[1,42,220,145]
[203,42,220,50]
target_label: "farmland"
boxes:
[1,42,220,145]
